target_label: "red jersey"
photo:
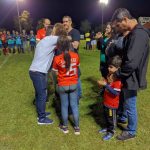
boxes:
[36,28,46,41]
[1,34,7,43]
[103,80,122,109]
[52,51,80,86]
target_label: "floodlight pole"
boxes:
[16,0,22,33]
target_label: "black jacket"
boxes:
[116,24,150,90]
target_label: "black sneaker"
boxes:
[37,112,51,119]
[74,127,80,135]
[38,117,53,125]
[102,132,114,141]
[116,131,135,141]
[59,125,69,134]
[99,128,107,134]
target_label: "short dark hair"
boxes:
[108,55,122,68]
[62,16,72,22]
[111,8,133,22]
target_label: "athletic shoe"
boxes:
[99,128,107,133]
[74,127,80,135]
[37,112,51,119]
[38,117,53,125]
[59,125,69,134]
[116,131,135,141]
[102,132,114,141]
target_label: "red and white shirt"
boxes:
[52,51,80,86]
[103,80,122,109]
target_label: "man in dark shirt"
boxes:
[62,16,80,53]
[62,16,82,100]
[111,8,149,141]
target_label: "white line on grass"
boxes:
[0,55,11,69]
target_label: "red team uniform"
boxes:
[103,80,122,109]
[52,51,79,86]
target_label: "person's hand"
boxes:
[96,32,103,39]
[97,79,107,87]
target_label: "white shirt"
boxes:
[29,36,58,73]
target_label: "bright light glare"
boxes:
[99,0,108,5]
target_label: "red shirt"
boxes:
[103,80,122,109]
[1,34,7,43]
[36,28,46,41]
[52,51,80,86]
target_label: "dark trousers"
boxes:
[100,62,108,79]
[29,71,47,119]
[103,105,117,134]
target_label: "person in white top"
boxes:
[29,23,67,125]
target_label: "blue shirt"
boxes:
[16,36,22,45]
[29,36,58,73]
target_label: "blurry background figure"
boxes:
[85,31,91,50]
[7,31,15,54]
[15,31,23,54]
[0,31,2,55]
[29,30,36,52]
[90,31,96,50]
[36,18,51,43]
[1,30,8,55]
[22,29,28,53]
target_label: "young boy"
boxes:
[97,55,122,140]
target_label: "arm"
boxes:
[71,29,80,50]
[104,84,120,96]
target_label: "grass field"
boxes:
[0,42,150,150]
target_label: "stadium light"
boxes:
[16,0,24,33]
[99,0,109,33]
[99,0,108,5]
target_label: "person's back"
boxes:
[29,35,58,73]
[52,36,80,135]
[53,51,79,86]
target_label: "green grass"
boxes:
[0,43,150,150]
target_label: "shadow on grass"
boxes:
[83,76,106,128]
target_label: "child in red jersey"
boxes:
[97,55,122,140]
[52,36,80,135]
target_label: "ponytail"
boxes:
[57,36,71,70]
[64,50,71,70]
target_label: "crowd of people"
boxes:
[2,7,148,142]
[0,29,36,55]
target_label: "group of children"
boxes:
[0,30,36,55]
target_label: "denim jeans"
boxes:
[120,89,137,135]
[58,84,79,127]
[29,71,47,119]
[77,78,82,101]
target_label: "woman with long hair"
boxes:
[52,36,80,135]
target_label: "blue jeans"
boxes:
[58,84,79,127]
[120,89,137,135]
[29,71,47,119]
[77,78,82,100]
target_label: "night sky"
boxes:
[0,0,150,30]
